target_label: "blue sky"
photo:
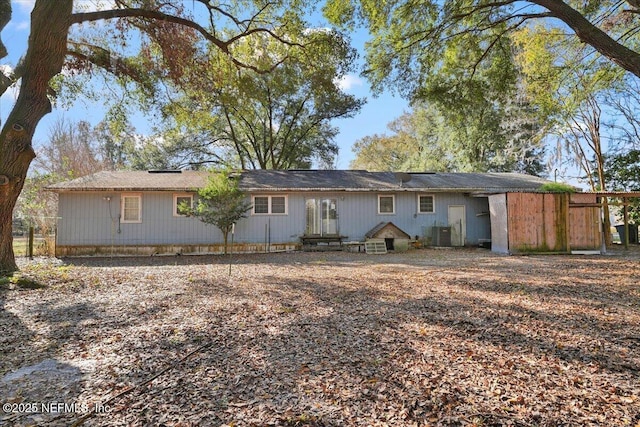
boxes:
[0,0,409,169]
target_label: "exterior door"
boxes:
[306,198,337,235]
[448,205,466,246]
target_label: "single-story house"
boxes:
[46,169,603,256]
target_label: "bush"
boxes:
[538,182,576,193]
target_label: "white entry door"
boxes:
[448,205,466,247]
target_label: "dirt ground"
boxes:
[1,248,639,426]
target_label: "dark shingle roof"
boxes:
[239,170,400,191]
[47,169,552,193]
[239,170,550,193]
[46,170,209,192]
[365,222,411,239]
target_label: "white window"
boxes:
[418,195,435,214]
[252,195,288,215]
[378,195,395,214]
[121,194,142,223]
[173,194,194,217]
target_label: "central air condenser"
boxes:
[432,226,452,247]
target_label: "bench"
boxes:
[300,235,348,251]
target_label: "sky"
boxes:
[0,0,409,170]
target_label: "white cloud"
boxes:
[0,64,13,75]
[336,74,363,91]
[15,20,29,30]
[14,0,35,13]
[73,0,117,13]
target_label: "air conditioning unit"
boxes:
[432,226,452,247]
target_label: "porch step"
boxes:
[302,243,344,252]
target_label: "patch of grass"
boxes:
[12,237,27,256]
[0,273,47,290]
[0,263,74,291]
[12,236,55,257]
[538,182,576,193]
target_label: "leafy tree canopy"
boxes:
[130,28,363,170]
[324,0,640,103]
[352,102,546,174]
[0,0,316,273]
[179,170,252,253]
[603,150,640,223]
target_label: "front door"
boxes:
[448,205,466,246]
[306,198,338,235]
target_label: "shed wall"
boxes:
[488,194,509,254]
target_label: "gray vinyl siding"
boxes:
[56,190,491,247]
[243,191,490,245]
[317,192,491,244]
[57,192,222,246]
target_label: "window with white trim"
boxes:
[418,194,435,214]
[173,194,193,217]
[378,195,395,214]
[252,195,288,215]
[121,194,142,223]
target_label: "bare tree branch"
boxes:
[70,7,301,74]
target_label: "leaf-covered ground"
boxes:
[1,248,639,426]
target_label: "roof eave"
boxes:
[46,187,199,193]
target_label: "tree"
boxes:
[351,102,545,174]
[324,0,640,100]
[179,171,252,254]
[350,108,453,171]
[603,150,640,223]
[34,118,103,178]
[326,0,548,175]
[512,25,629,243]
[0,0,309,273]
[157,30,363,170]
[93,120,138,171]
[13,172,59,252]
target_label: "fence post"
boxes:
[28,227,34,259]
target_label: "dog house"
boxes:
[365,222,411,251]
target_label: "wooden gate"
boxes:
[569,193,602,250]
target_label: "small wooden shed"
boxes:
[489,192,602,254]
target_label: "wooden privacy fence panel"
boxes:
[507,193,569,253]
[569,193,602,250]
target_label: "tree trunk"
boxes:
[533,0,640,78]
[222,230,229,255]
[0,0,73,274]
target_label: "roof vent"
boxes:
[147,170,182,174]
[395,172,412,186]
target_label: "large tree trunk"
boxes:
[533,0,640,78]
[0,0,72,274]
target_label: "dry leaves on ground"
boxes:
[1,248,639,426]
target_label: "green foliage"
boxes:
[325,0,640,96]
[603,149,640,223]
[0,274,46,290]
[14,172,60,236]
[327,0,549,175]
[180,170,252,253]
[538,182,576,193]
[351,102,546,174]
[157,29,363,170]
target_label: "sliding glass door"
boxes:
[305,198,338,236]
